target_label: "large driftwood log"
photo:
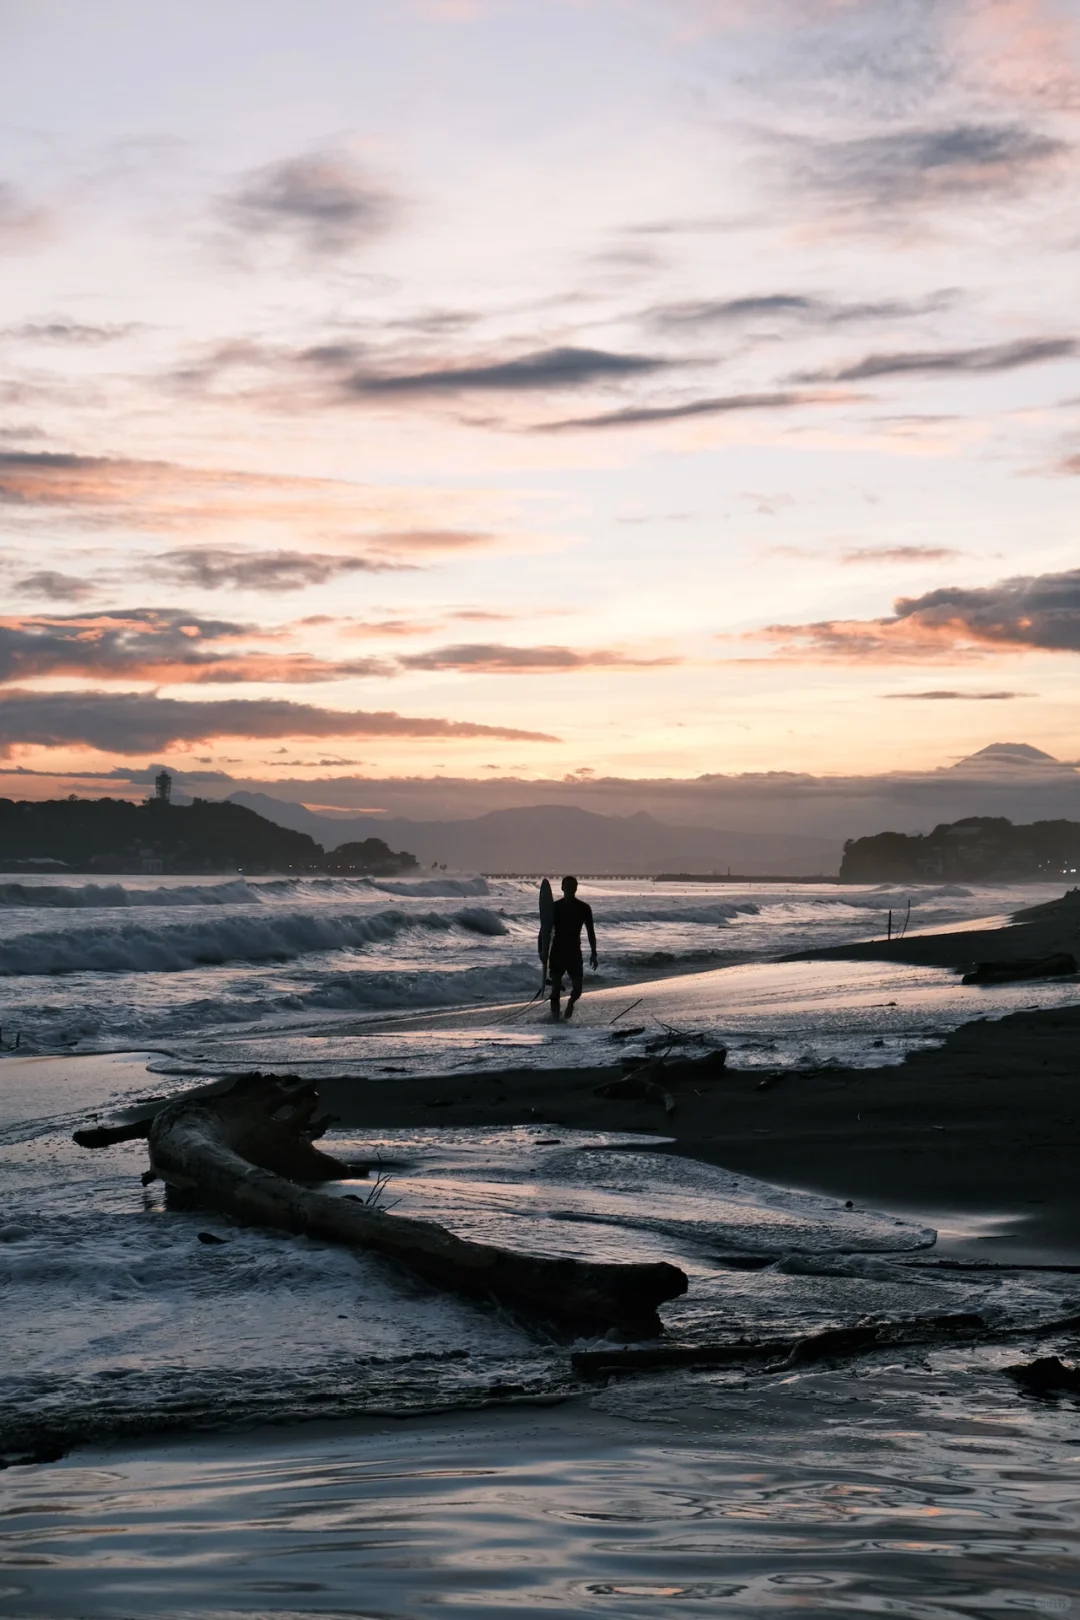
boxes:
[79,1073,687,1334]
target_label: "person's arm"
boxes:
[584,903,597,968]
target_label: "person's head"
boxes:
[561,875,578,896]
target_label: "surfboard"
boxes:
[538,878,555,990]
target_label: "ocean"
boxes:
[0,871,1068,1062]
[2,876,1079,1615]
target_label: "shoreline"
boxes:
[9,894,1080,1272]
[788,885,1080,972]
[310,998,1080,1265]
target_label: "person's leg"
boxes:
[564,956,584,1018]
[549,957,564,1019]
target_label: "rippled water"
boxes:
[3,1353,1079,1617]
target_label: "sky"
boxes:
[2,0,1080,818]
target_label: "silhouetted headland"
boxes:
[841,816,1080,883]
[0,795,418,876]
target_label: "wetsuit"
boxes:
[548,895,597,1017]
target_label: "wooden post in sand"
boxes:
[75,1073,687,1336]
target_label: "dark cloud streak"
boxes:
[12,571,97,602]
[224,153,395,255]
[798,337,1075,384]
[400,643,679,672]
[801,123,1069,205]
[542,390,836,431]
[882,690,1031,701]
[151,548,409,591]
[649,293,948,329]
[6,321,136,345]
[350,346,668,396]
[0,690,556,753]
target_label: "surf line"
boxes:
[609,998,643,1025]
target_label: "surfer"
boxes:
[548,875,597,1020]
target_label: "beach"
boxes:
[3,879,1080,1614]
[306,998,1080,1266]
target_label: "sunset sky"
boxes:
[2,0,1079,809]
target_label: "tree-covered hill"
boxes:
[0,797,417,875]
[840,816,1080,883]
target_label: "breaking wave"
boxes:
[370,877,491,897]
[0,879,265,909]
[0,906,508,976]
[601,901,760,926]
[0,874,490,910]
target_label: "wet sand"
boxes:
[792,884,1080,972]
[314,997,1080,1265]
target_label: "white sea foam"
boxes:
[371,876,491,897]
[599,901,759,926]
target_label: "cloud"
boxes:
[649,292,947,329]
[350,346,668,395]
[305,615,440,639]
[757,567,1080,661]
[542,389,838,431]
[399,643,680,672]
[12,570,97,601]
[840,545,965,565]
[890,568,1080,652]
[150,548,408,591]
[0,181,48,243]
[0,451,310,515]
[0,609,393,685]
[801,122,1069,205]
[797,337,1075,383]
[0,451,484,548]
[881,690,1032,701]
[6,321,136,344]
[51,742,1080,846]
[369,529,496,552]
[0,690,556,754]
[224,152,395,255]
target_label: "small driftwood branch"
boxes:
[76,1073,687,1335]
[572,1307,1080,1380]
[73,1116,154,1149]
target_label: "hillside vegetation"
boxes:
[840,816,1080,883]
[0,797,418,876]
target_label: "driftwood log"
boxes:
[961,952,1078,985]
[75,1073,687,1335]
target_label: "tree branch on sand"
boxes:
[74,1073,687,1335]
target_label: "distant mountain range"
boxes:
[228,794,841,876]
